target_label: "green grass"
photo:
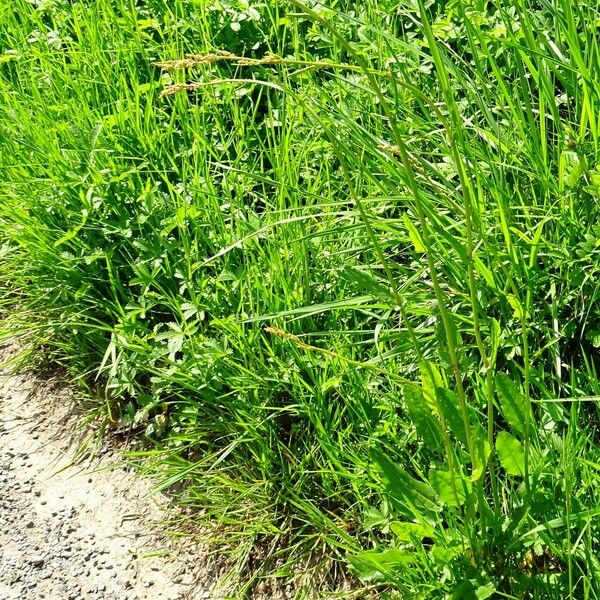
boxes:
[1,0,600,597]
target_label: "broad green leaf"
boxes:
[404,387,442,451]
[559,150,586,191]
[506,294,525,319]
[389,521,433,542]
[505,504,530,534]
[490,318,501,364]
[450,581,476,600]
[451,581,496,600]
[476,583,497,599]
[437,387,466,445]
[348,548,414,582]
[474,255,496,289]
[363,507,388,531]
[435,319,452,368]
[435,316,462,368]
[496,373,531,436]
[180,302,198,321]
[429,469,466,507]
[435,389,488,479]
[471,428,491,481]
[431,541,463,564]
[371,449,440,517]
[420,360,443,408]
[451,581,475,599]
[403,212,425,253]
[496,431,525,476]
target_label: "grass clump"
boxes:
[1,0,600,597]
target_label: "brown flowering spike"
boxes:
[264,327,301,344]
[155,50,237,70]
[155,51,284,71]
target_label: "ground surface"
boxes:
[0,345,221,600]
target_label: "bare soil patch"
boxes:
[0,344,224,600]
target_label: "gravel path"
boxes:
[0,346,221,600]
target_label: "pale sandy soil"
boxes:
[0,344,225,600]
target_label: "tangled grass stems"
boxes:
[1,0,600,597]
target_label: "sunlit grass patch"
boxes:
[1,0,599,596]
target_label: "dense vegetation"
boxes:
[1,0,599,597]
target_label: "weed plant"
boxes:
[1,0,600,597]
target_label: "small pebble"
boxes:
[29,556,45,568]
